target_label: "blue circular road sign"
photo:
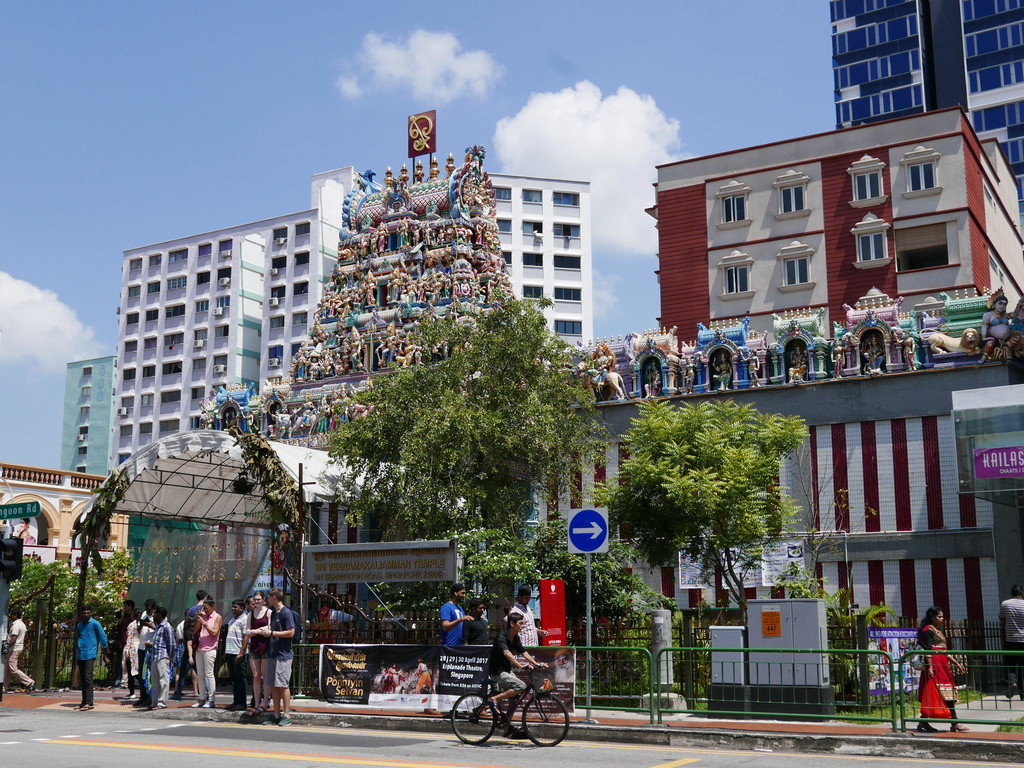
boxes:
[568,508,609,553]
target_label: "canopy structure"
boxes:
[82,430,346,528]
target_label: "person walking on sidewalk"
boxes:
[136,599,157,707]
[192,596,222,709]
[148,606,175,710]
[224,599,249,711]
[1001,584,1024,699]
[262,588,296,726]
[5,607,35,692]
[111,600,135,689]
[74,606,108,711]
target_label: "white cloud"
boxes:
[337,30,502,104]
[0,271,105,373]
[493,81,684,256]
[335,75,362,99]
[591,268,622,321]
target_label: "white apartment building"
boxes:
[112,167,593,464]
[490,173,594,344]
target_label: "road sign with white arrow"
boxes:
[567,507,609,554]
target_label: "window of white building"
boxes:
[716,180,752,229]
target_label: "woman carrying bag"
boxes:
[916,606,968,733]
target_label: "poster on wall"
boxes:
[318,644,575,712]
[760,540,805,586]
[678,551,762,590]
[866,628,920,696]
[1,516,39,545]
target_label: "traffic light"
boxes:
[0,537,24,581]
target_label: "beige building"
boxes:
[1,462,127,561]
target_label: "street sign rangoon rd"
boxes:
[0,501,41,521]
[567,507,609,554]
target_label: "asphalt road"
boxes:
[0,707,996,768]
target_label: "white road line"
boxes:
[0,741,21,745]
[88,731,106,735]
[61,735,80,738]
[31,738,49,741]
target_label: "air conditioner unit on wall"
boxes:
[268,297,280,307]
[218,277,231,288]
[274,238,288,246]
[213,307,224,316]
[268,358,281,368]
[77,434,86,442]
[214,364,227,375]
[270,268,279,276]
[118,408,129,416]
[220,249,232,258]
[193,339,205,350]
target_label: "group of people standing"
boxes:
[66,587,298,724]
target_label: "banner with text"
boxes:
[318,644,575,712]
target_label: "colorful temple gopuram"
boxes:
[194,145,511,445]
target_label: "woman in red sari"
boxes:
[917,606,968,733]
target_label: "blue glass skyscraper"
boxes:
[833,0,1024,215]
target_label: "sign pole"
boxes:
[567,507,607,725]
[585,551,592,721]
[0,578,8,702]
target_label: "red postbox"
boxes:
[539,578,566,646]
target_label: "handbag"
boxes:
[918,676,951,719]
[906,642,926,671]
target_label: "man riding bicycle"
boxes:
[489,611,546,738]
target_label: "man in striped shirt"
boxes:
[148,606,175,710]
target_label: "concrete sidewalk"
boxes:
[3,686,1024,763]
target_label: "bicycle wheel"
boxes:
[450,693,497,745]
[521,693,569,747]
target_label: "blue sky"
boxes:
[0,2,834,468]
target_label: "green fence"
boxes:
[655,646,898,729]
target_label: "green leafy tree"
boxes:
[598,399,807,609]
[330,296,606,540]
[10,548,133,628]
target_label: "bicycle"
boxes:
[449,668,570,747]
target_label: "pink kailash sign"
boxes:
[974,446,1024,479]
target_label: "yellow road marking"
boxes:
[648,760,700,768]
[42,740,510,768]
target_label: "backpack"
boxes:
[289,606,302,643]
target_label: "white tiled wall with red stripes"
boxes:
[543,415,1000,623]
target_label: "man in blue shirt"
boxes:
[148,606,175,710]
[440,582,470,646]
[75,606,108,711]
[263,588,296,726]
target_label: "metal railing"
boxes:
[571,645,654,723]
[896,648,1024,732]
[655,646,898,729]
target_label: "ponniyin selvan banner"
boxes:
[318,644,575,712]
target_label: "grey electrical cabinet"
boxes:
[746,599,834,716]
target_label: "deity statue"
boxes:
[712,355,732,392]
[747,354,760,387]
[901,332,918,369]
[861,333,885,376]
[981,290,1023,361]
[787,342,808,384]
[831,340,845,377]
